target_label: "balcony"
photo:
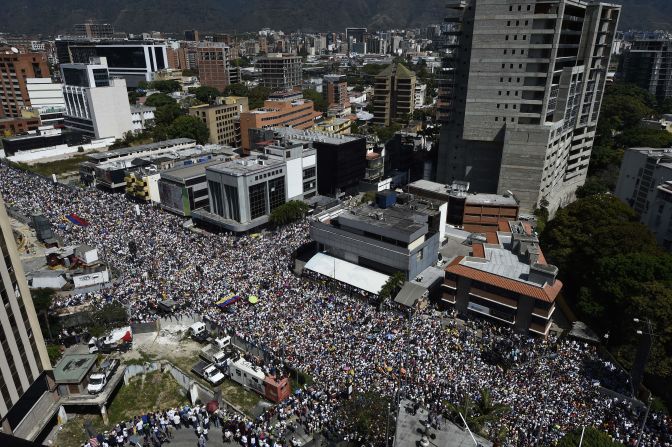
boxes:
[529,321,551,336]
[443,279,457,290]
[441,292,456,304]
[532,304,556,319]
[469,287,518,309]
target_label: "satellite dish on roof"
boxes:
[10,47,19,54]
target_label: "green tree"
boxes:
[443,389,511,441]
[224,83,250,97]
[46,344,63,365]
[374,124,401,143]
[269,201,309,226]
[302,89,326,112]
[32,288,55,339]
[556,427,620,447]
[144,93,177,108]
[189,86,221,104]
[576,176,611,199]
[128,91,142,105]
[541,194,659,302]
[378,271,406,300]
[335,391,394,446]
[616,127,672,148]
[166,115,210,144]
[150,79,181,93]
[154,102,183,127]
[249,86,272,109]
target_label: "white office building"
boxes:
[26,78,66,127]
[61,57,134,140]
[130,105,156,133]
[193,140,317,233]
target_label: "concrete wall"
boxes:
[89,78,134,140]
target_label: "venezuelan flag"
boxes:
[65,213,90,226]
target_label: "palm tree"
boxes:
[443,388,511,441]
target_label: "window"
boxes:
[248,183,267,220]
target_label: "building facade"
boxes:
[257,54,303,91]
[322,74,350,116]
[189,96,249,146]
[408,180,520,232]
[73,23,115,39]
[0,196,52,436]
[194,144,316,233]
[196,43,232,92]
[373,63,417,126]
[130,105,155,133]
[239,92,321,150]
[61,57,134,140]
[622,37,672,103]
[436,0,621,213]
[0,49,50,119]
[264,127,367,196]
[25,78,66,128]
[309,194,443,280]
[615,147,672,250]
[645,180,672,250]
[444,220,561,335]
[56,39,168,88]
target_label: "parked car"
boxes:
[192,360,225,385]
[87,358,120,394]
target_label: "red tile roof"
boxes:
[445,256,562,303]
[486,232,499,244]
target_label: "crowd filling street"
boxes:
[1,165,670,446]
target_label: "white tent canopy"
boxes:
[304,252,390,295]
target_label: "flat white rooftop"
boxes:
[304,252,389,295]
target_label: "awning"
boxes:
[304,253,389,295]
[394,282,427,307]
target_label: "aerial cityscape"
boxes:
[0,1,671,446]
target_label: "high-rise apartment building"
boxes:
[184,30,200,42]
[189,96,249,146]
[0,196,52,436]
[61,57,133,139]
[322,74,350,115]
[73,22,115,39]
[345,28,367,52]
[257,54,302,91]
[436,0,620,213]
[196,42,232,92]
[0,48,50,118]
[622,36,672,103]
[373,63,416,126]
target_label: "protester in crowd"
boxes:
[2,165,670,447]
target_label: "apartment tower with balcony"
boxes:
[436,0,621,213]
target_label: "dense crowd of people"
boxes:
[1,164,670,446]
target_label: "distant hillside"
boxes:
[0,0,669,35]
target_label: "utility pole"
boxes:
[578,426,586,447]
[385,401,391,447]
[636,395,652,446]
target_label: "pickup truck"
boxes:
[87,358,119,394]
[192,360,225,386]
[200,344,230,368]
